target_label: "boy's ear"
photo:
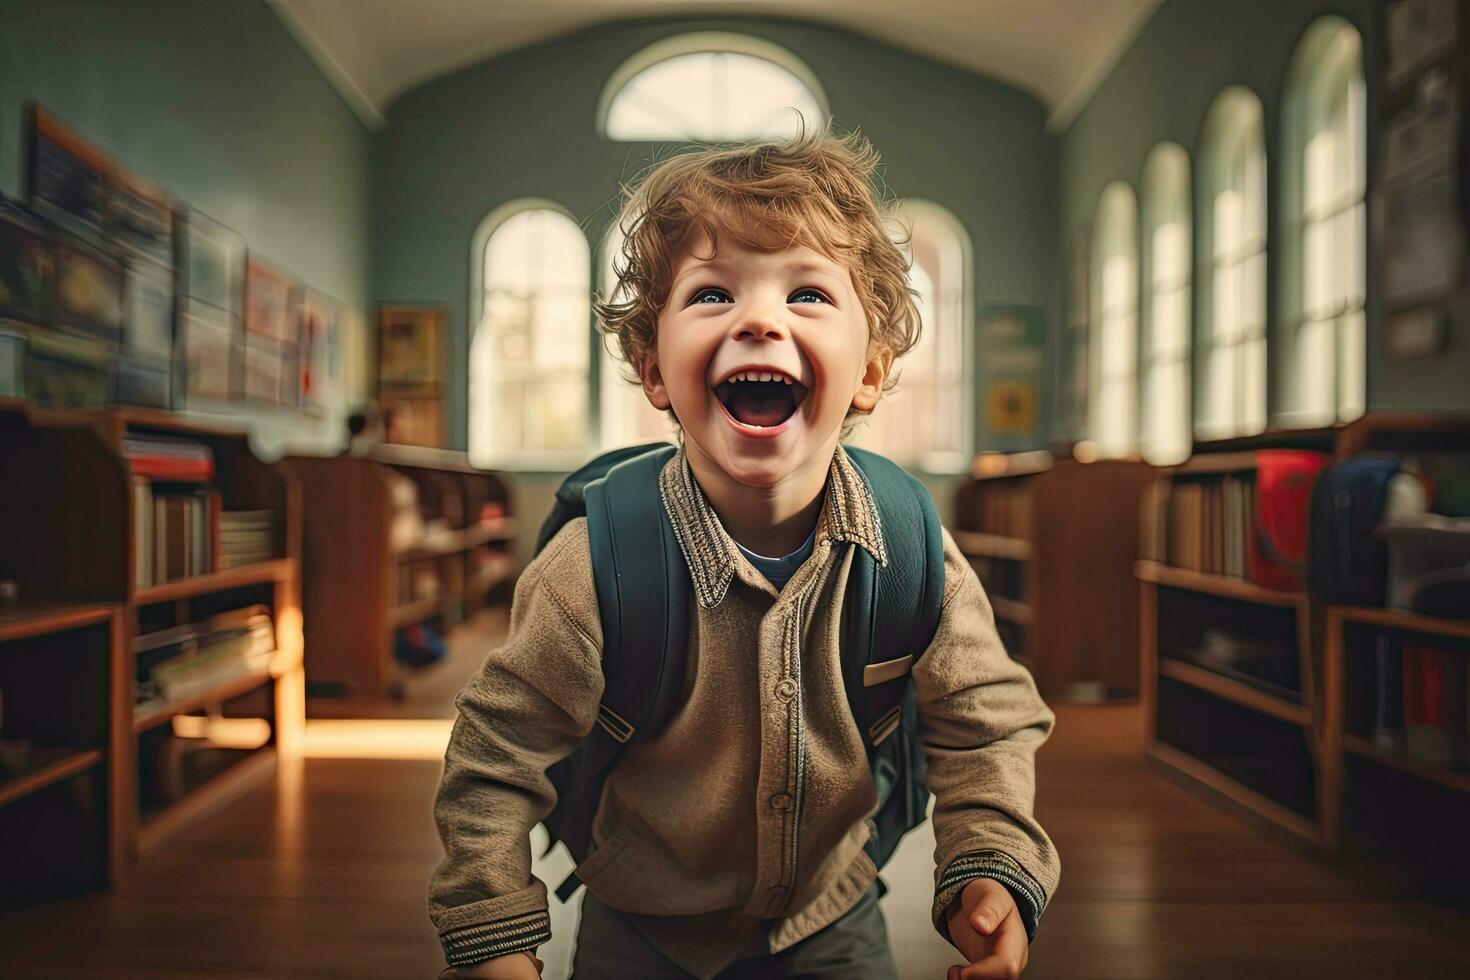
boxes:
[639,352,672,411]
[850,345,894,413]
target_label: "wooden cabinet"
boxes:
[953,451,1154,699]
[291,444,517,698]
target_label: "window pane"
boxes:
[530,378,588,452]
[1152,221,1189,291]
[1338,202,1366,309]
[1096,379,1128,457]
[1304,129,1337,218]
[1147,360,1191,464]
[1204,347,1235,437]
[532,291,588,370]
[1304,218,1333,319]
[606,48,823,142]
[470,207,591,464]
[1242,250,1266,334]
[1297,316,1335,423]
[1242,335,1267,434]
[853,201,969,465]
[1214,189,1243,260]
[1213,264,1239,344]
[1338,310,1366,420]
[1152,289,1189,360]
[1100,313,1135,379]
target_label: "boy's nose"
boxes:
[731,310,788,343]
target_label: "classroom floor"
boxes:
[1,614,1468,979]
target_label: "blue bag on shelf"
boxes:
[1307,453,1401,605]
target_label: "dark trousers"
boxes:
[570,884,900,979]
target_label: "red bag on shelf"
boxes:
[1248,450,1329,592]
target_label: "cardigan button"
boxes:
[774,678,797,702]
[770,793,794,811]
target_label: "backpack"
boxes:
[1248,450,1329,592]
[533,442,945,902]
[1306,453,1401,605]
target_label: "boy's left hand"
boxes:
[944,877,1029,980]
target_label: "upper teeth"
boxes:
[729,371,792,384]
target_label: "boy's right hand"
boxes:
[439,952,544,979]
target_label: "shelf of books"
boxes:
[1140,413,1470,862]
[954,449,1153,700]
[290,446,517,700]
[0,400,303,888]
[1321,600,1470,890]
[1140,436,1332,846]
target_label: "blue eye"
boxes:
[690,287,732,305]
[789,288,829,304]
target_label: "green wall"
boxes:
[1062,0,1467,419]
[375,16,1060,455]
[0,0,375,447]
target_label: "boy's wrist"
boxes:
[932,850,1047,945]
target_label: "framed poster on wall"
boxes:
[177,209,245,317]
[28,105,108,234]
[378,304,446,389]
[377,305,447,447]
[300,289,340,414]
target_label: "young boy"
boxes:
[430,129,1059,979]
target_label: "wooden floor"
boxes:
[2,639,1468,977]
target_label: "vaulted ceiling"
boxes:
[268,0,1160,129]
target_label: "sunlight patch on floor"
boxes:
[302,718,452,759]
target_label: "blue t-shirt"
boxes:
[736,526,817,591]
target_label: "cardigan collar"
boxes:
[658,442,889,609]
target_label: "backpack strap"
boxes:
[584,444,688,761]
[553,444,688,901]
[839,448,945,881]
[840,447,945,750]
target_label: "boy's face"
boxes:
[640,230,891,489]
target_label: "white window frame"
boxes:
[597,32,829,143]
[847,199,974,473]
[1197,86,1268,441]
[597,224,678,451]
[1088,181,1140,459]
[1280,16,1366,428]
[1140,142,1193,465]
[467,199,593,471]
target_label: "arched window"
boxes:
[599,32,828,142]
[1197,86,1267,440]
[597,224,677,450]
[848,200,971,471]
[468,203,591,467]
[1141,143,1193,464]
[1281,17,1366,427]
[1089,182,1140,459]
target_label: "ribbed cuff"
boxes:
[441,909,552,967]
[932,849,1046,945]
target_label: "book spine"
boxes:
[209,490,222,573]
[153,496,167,584]
[133,476,152,590]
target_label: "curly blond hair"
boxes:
[594,125,921,430]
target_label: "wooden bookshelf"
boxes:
[133,558,294,605]
[290,447,517,699]
[0,747,106,808]
[1135,560,1308,608]
[0,400,304,892]
[955,452,1154,699]
[1321,604,1470,850]
[1141,413,1470,853]
[0,597,126,900]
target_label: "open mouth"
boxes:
[713,371,809,428]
